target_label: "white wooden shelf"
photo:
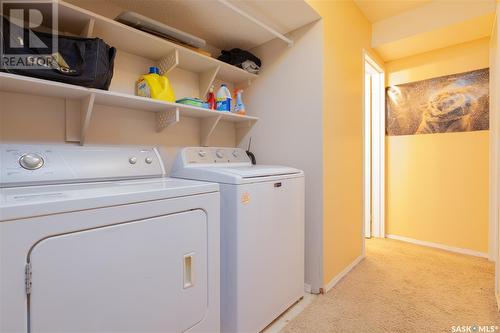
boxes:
[3,1,264,146]
[0,72,258,146]
[68,0,320,51]
[55,1,258,85]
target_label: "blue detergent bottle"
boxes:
[216,84,232,111]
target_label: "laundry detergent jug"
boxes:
[137,67,176,102]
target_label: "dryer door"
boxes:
[28,210,208,333]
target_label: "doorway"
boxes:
[363,52,385,241]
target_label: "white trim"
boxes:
[491,2,500,300]
[490,19,499,263]
[489,6,500,303]
[323,255,364,293]
[496,292,500,312]
[379,68,386,238]
[361,50,368,256]
[386,234,489,258]
[262,293,318,333]
[362,51,386,240]
[364,53,384,73]
[363,67,372,238]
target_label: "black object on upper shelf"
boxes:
[218,48,261,75]
[0,17,116,90]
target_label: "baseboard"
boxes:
[304,283,312,293]
[386,234,488,258]
[323,255,364,293]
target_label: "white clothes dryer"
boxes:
[0,144,220,333]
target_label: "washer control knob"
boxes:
[19,153,44,170]
[145,157,153,164]
[216,150,224,159]
[129,157,137,164]
[198,150,206,158]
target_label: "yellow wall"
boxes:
[386,38,490,253]
[307,0,383,285]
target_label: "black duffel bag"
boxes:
[1,17,116,90]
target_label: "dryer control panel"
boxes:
[0,144,165,187]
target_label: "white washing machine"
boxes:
[171,147,305,333]
[0,144,220,333]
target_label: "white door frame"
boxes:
[490,42,499,263]
[362,51,385,245]
[489,6,500,301]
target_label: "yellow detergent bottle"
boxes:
[136,67,176,102]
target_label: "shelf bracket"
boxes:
[201,115,222,147]
[80,93,96,145]
[158,49,179,75]
[235,119,257,145]
[156,107,179,132]
[80,18,95,38]
[199,66,220,99]
[217,0,293,47]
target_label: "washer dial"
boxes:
[216,150,225,158]
[19,153,44,170]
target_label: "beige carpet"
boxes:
[282,238,500,333]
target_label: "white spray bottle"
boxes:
[234,89,246,115]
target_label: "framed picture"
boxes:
[386,68,489,136]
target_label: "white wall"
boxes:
[0,1,236,163]
[241,21,324,292]
[0,52,236,159]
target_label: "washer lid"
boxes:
[0,178,218,221]
[170,147,304,184]
[172,165,303,184]
[211,165,301,178]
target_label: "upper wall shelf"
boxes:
[55,1,258,85]
[1,1,271,147]
[0,73,258,146]
[68,0,321,51]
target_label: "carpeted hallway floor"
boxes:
[282,238,500,333]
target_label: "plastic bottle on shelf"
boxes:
[207,85,216,110]
[233,89,246,115]
[216,84,232,112]
[136,66,176,102]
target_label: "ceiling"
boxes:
[360,0,496,61]
[353,0,431,23]
[375,13,494,61]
